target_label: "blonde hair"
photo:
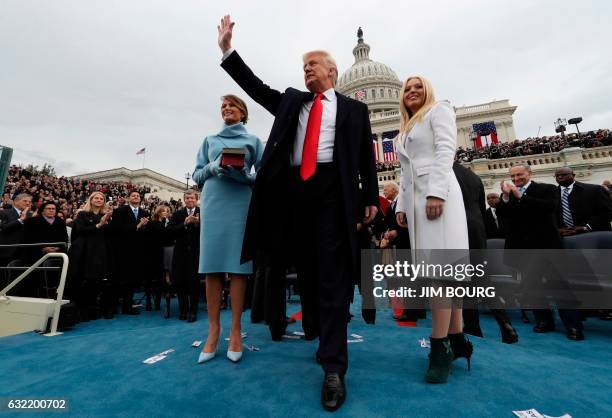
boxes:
[152,205,171,222]
[302,50,338,86]
[398,76,437,135]
[83,191,107,214]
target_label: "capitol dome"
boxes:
[336,28,403,114]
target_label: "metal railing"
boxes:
[0,242,69,336]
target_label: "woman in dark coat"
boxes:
[146,205,175,318]
[21,201,69,298]
[68,192,113,320]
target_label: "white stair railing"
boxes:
[0,251,69,336]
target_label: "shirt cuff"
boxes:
[222,48,235,62]
[502,193,510,203]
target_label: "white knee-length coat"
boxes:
[395,101,469,251]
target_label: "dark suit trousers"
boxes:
[291,164,353,376]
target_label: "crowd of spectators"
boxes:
[373,129,612,171]
[455,129,612,163]
[1,165,183,220]
[375,161,401,172]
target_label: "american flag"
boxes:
[372,134,379,161]
[472,121,498,149]
[355,90,366,102]
[136,147,146,155]
[382,138,397,162]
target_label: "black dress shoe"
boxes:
[321,373,346,412]
[500,323,519,344]
[533,321,555,333]
[361,308,376,324]
[187,314,197,323]
[566,327,585,341]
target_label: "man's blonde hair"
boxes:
[302,50,338,86]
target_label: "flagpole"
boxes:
[142,151,146,169]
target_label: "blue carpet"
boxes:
[1,293,611,418]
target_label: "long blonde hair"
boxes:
[152,205,171,222]
[82,191,107,214]
[398,76,436,135]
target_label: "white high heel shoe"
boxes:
[227,333,243,363]
[226,350,243,363]
[198,350,216,364]
[198,330,221,364]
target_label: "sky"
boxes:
[1,0,610,182]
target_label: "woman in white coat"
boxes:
[395,76,473,383]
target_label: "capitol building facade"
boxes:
[336,29,612,194]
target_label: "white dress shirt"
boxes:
[560,182,575,196]
[490,207,499,228]
[290,87,337,166]
[129,205,139,218]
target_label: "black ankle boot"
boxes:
[448,333,473,371]
[425,337,453,383]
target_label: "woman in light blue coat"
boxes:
[192,94,263,364]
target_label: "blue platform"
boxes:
[1,294,611,418]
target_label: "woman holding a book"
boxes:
[192,94,263,364]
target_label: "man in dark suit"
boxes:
[556,167,612,322]
[218,15,378,411]
[496,164,583,340]
[0,193,32,267]
[381,181,410,250]
[555,167,612,235]
[109,190,149,315]
[453,162,518,343]
[484,192,505,239]
[170,191,201,322]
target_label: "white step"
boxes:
[0,296,69,337]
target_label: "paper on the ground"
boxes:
[192,340,202,347]
[292,331,305,336]
[350,333,363,339]
[282,334,301,339]
[244,344,260,352]
[143,348,175,364]
[143,355,166,364]
[513,409,572,418]
[347,339,363,343]
[419,338,430,348]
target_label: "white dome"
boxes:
[335,28,403,105]
[337,59,401,90]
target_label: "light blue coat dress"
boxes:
[192,122,263,275]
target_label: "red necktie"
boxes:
[300,93,324,180]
